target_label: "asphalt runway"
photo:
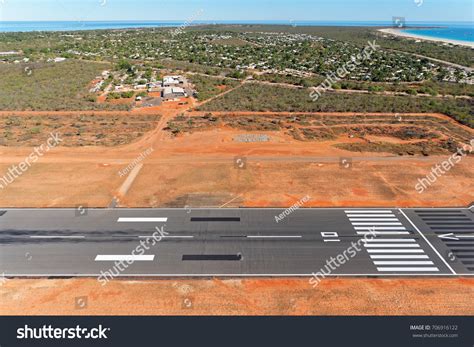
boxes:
[0,207,473,277]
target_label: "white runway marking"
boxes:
[352,222,403,227]
[377,267,439,272]
[399,209,456,275]
[138,235,194,239]
[118,217,168,223]
[30,236,85,239]
[95,255,155,261]
[347,214,396,218]
[346,209,440,273]
[363,239,415,242]
[355,227,407,230]
[345,210,393,214]
[247,235,302,239]
[357,232,410,235]
[364,244,420,248]
[370,255,429,259]
[367,249,425,253]
[373,261,434,265]
[349,218,399,221]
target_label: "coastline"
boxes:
[378,28,474,48]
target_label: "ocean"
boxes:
[403,24,473,43]
[0,20,472,43]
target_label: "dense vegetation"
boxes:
[198,84,474,128]
[0,26,472,127]
[0,60,128,111]
[191,25,474,68]
[187,74,240,101]
[160,59,235,77]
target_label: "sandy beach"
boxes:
[379,28,474,48]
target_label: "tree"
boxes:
[116,59,132,71]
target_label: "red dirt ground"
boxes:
[1,278,472,316]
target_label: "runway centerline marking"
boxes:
[30,236,85,239]
[95,255,155,261]
[117,217,168,223]
[246,235,302,239]
[138,235,194,239]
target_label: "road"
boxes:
[0,207,473,277]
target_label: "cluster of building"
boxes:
[161,75,188,100]
[89,70,111,93]
[90,70,193,103]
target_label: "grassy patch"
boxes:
[0,60,128,111]
[187,74,240,101]
[0,113,161,147]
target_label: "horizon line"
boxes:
[0,19,471,23]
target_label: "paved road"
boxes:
[0,207,473,277]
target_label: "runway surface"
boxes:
[1,207,473,277]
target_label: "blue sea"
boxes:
[0,20,472,43]
[403,24,473,43]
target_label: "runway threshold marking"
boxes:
[370,255,429,259]
[374,261,434,265]
[95,255,155,261]
[377,267,439,272]
[367,249,424,253]
[117,217,168,223]
[364,244,420,248]
[346,210,440,273]
[361,238,416,242]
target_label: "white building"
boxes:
[162,87,187,99]
[162,75,185,87]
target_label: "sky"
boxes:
[0,0,473,22]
